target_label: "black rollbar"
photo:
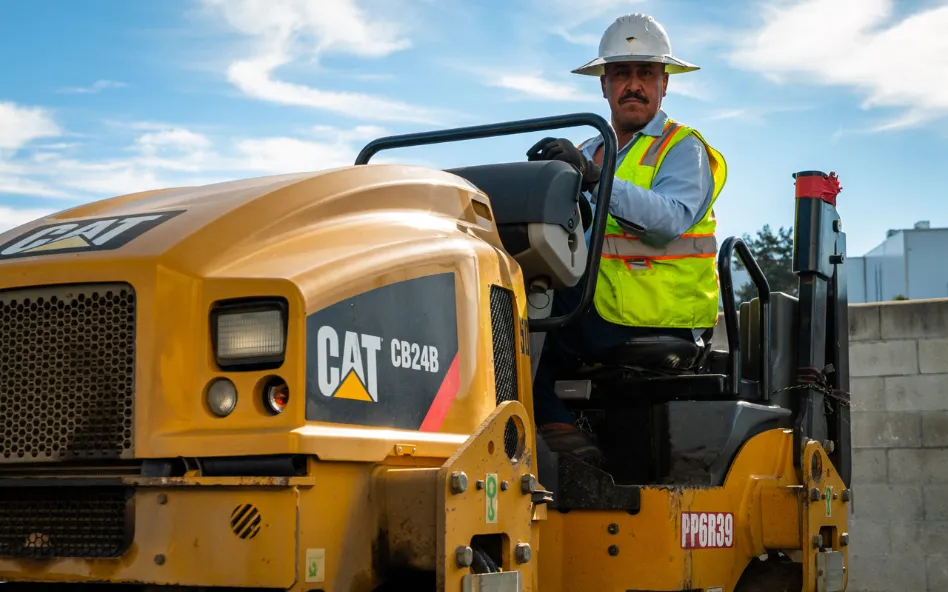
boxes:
[354,112,618,333]
[717,236,772,398]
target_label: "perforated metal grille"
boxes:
[489,286,520,459]
[0,486,133,559]
[489,286,518,405]
[0,283,136,463]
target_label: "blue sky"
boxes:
[0,0,945,256]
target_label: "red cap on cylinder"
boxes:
[794,171,842,207]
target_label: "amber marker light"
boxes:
[263,378,289,415]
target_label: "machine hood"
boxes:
[0,164,498,286]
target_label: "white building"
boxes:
[848,221,948,303]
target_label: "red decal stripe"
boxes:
[419,353,461,432]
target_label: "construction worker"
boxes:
[527,13,727,464]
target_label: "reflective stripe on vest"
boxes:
[603,232,718,259]
[592,118,728,329]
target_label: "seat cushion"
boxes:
[598,334,703,370]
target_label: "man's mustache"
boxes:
[619,91,648,104]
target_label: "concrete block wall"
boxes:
[712,300,948,590]
[847,299,948,592]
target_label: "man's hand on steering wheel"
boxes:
[526,137,602,192]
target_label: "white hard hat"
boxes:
[572,13,698,76]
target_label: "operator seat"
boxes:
[445,160,588,292]
[595,331,707,371]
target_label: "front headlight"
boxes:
[211,298,288,369]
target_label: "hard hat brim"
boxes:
[571,54,699,76]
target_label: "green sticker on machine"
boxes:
[305,548,325,583]
[486,473,498,524]
[825,486,833,518]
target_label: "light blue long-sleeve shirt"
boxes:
[578,109,714,248]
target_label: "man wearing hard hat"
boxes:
[528,13,727,464]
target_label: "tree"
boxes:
[731,224,798,303]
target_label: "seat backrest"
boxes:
[739,291,799,408]
[446,161,587,290]
[446,161,583,230]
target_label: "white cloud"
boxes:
[33,142,81,150]
[470,65,707,103]
[203,0,412,58]
[225,54,447,124]
[40,165,170,197]
[707,109,751,122]
[443,60,603,104]
[666,77,708,101]
[554,30,601,47]
[234,137,356,173]
[201,0,449,124]
[486,73,601,103]
[122,121,186,132]
[0,205,57,234]
[707,104,816,124]
[0,102,61,152]
[0,177,71,200]
[57,80,128,94]
[729,0,948,131]
[0,102,69,198]
[0,101,397,201]
[543,0,649,46]
[233,123,388,173]
[137,129,212,152]
[308,124,386,145]
[132,128,217,173]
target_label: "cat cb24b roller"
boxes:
[0,112,851,591]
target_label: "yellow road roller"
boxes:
[0,112,851,591]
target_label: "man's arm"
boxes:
[589,135,714,246]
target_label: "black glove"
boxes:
[526,137,601,191]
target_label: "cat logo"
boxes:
[316,326,382,402]
[305,272,460,430]
[0,210,184,259]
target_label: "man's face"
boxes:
[600,61,668,132]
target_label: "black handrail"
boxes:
[717,236,772,399]
[354,112,618,333]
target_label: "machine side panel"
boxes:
[304,272,461,432]
[538,428,850,591]
[652,401,792,487]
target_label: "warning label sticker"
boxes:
[680,512,734,549]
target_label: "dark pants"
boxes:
[531,280,696,426]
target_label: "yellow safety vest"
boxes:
[591,118,728,329]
